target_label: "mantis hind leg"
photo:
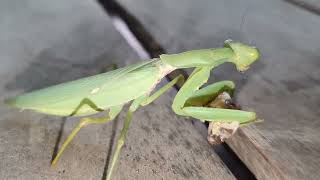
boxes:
[69,98,104,116]
[173,67,257,124]
[51,105,123,167]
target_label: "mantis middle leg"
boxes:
[106,74,184,180]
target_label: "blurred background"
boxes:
[0,0,319,179]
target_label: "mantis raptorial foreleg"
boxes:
[51,105,123,167]
[173,67,256,124]
[184,80,235,107]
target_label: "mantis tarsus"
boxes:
[5,40,261,180]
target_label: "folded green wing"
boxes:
[6,60,159,116]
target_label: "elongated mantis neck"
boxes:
[159,47,235,68]
[208,48,235,68]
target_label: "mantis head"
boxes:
[224,40,260,72]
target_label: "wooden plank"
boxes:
[118,0,320,179]
[0,0,235,179]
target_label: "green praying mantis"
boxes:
[5,40,260,180]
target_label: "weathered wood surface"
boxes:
[0,0,236,179]
[119,0,320,179]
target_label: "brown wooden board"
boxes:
[119,0,320,179]
[0,0,235,179]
